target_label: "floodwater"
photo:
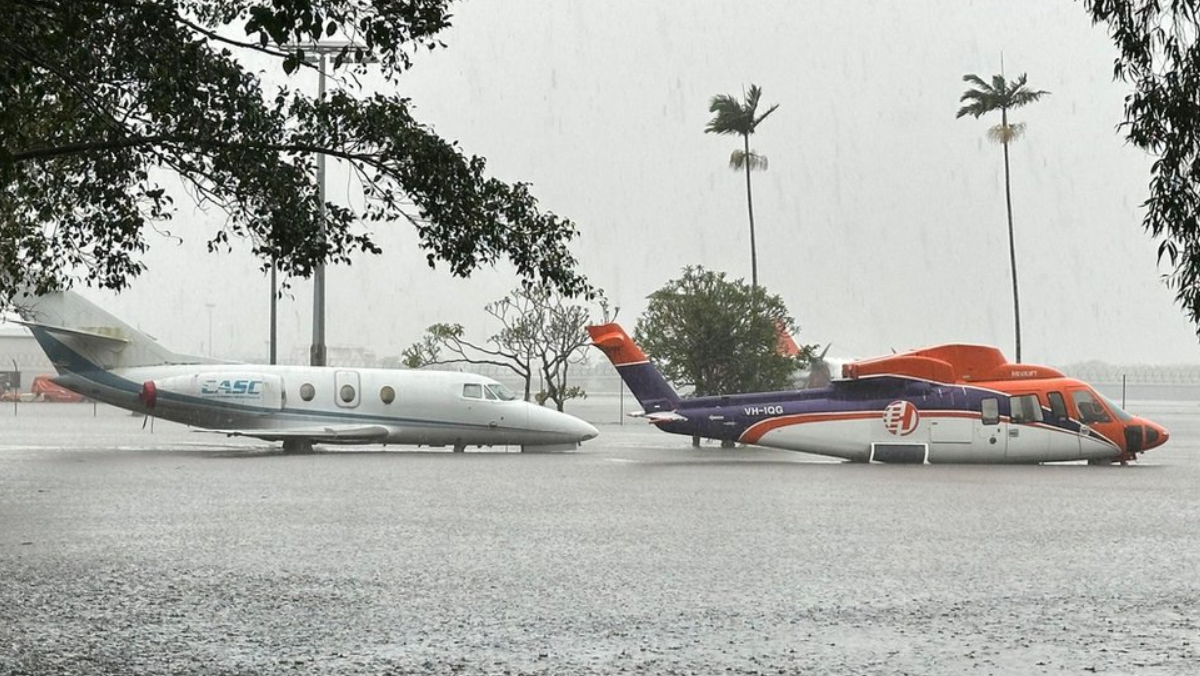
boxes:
[1,398,1198,675]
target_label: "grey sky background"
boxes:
[66,0,1200,365]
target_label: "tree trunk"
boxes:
[1001,107,1022,363]
[743,134,758,288]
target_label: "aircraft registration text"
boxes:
[744,405,784,416]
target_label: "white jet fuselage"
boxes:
[58,362,595,449]
[16,290,597,451]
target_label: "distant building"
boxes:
[0,325,54,393]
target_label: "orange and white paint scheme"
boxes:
[590,323,1168,465]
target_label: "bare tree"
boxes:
[402,291,543,400]
[403,288,610,409]
[535,294,615,411]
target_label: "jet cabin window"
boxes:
[380,386,396,405]
[1010,394,1044,424]
[300,383,315,402]
[1071,389,1112,424]
[463,383,483,399]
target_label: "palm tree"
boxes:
[957,73,1049,363]
[705,84,779,288]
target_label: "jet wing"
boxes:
[202,425,392,443]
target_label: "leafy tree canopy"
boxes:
[1084,0,1200,334]
[635,266,815,396]
[0,0,589,301]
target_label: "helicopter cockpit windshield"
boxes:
[1095,391,1134,422]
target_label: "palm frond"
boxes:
[745,84,763,113]
[754,103,780,127]
[706,95,751,135]
[958,71,1049,119]
[961,73,993,92]
[705,84,777,136]
[708,93,741,115]
[957,99,993,119]
[957,72,1003,118]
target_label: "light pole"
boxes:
[310,47,328,367]
[281,41,375,367]
[269,259,277,365]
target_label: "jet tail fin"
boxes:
[11,289,211,372]
[587,323,680,413]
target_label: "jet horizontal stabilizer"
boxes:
[643,411,688,424]
[13,319,130,345]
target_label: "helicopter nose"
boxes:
[1143,421,1169,450]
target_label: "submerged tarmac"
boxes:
[2,397,1199,675]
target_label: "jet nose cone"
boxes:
[579,420,599,442]
[528,405,599,444]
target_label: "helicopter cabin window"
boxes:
[300,383,315,402]
[1047,391,1068,421]
[1009,394,1044,424]
[380,386,396,405]
[980,397,1000,426]
[462,383,483,399]
[1071,389,1112,424]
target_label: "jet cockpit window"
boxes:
[981,397,1000,425]
[1071,389,1112,424]
[486,383,517,401]
[484,386,498,400]
[462,383,483,399]
[1010,394,1044,424]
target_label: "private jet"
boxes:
[10,289,598,452]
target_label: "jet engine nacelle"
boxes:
[140,373,285,411]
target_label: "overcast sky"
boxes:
[56,0,1200,365]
